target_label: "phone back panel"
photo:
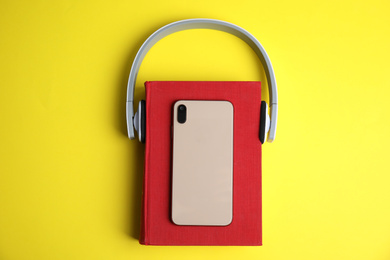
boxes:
[172,100,234,226]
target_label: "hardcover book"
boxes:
[140,81,262,245]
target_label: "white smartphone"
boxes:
[171,100,234,226]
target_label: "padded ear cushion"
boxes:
[140,100,146,143]
[259,101,267,144]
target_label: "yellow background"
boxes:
[0,0,389,259]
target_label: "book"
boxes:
[140,81,262,245]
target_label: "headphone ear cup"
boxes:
[140,100,146,143]
[259,101,270,144]
[133,100,146,143]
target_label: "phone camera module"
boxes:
[177,104,187,124]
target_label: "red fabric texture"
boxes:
[141,81,262,245]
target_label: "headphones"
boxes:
[126,19,278,144]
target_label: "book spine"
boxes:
[139,82,150,245]
[139,162,147,245]
[139,139,149,245]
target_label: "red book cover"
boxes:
[140,81,262,245]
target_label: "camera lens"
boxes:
[177,104,186,124]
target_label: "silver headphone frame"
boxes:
[126,18,278,142]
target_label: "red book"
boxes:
[140,81,262,245]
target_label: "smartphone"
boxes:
[171,100,234,226]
